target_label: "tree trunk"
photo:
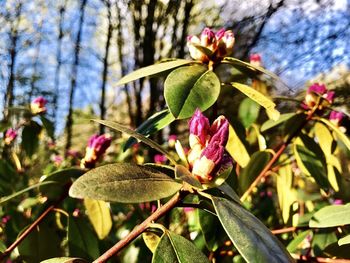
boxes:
[65,0,87,154]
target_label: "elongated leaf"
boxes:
[226,123,250,168]
[339,234,350,246]
[0,181,56,205]
[175,165,202,189]
[309,204,350,228]
[22,120,42,157]
[217,182,241,204]
[93,119,176,164]
[231,82,280,120]
[212,196,293,262]
[18,224,61,263]
[261,113,297,132]
[294,144,330,192]
[287,230,312,253]
[197,209,221,251]
[124,109,175,150]
[239,151,271,194]
[152,231,210,263]
[68,216,99,260]
[319,118,350,151]
[41,258,88,263]
[84,198,112,240]
[239,98,261,128]
[69,163,182,203]
[40,116,55,139]
[164,65,220,119]
[117,59,194,85]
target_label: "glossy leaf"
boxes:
[18,224,61,263]
[260,113,297,132]
[68,216,99,260]
[41,258,88,263]
[84,198,112,240]
[69,163,182,203]
[21,120,42,157]
[117,59,194,85]
[239,151,271,194]
[212,196,293,263]
[286,230,312,253]
[226,123,250,168]
[309,204,350,228]
[231,82,280,120]
[338,234,350,246]
[93,119,176,164]
[164,65,220,119]
[152,230,210,263]
[124,109,175,150]
[294,144,330,192]
[319,118,350,151]
[238,98,260,128]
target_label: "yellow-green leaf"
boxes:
[319,118,350,151]
[231,82,280,120]
[226,124,250,168]
[84,198,112,240]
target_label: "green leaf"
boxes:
[117,59,195,85]
[0,239,7,253]
[41,258,88,263]
[211,196,293,263]
[231,82,280,120]
[226,123,250,168]
[68,216,99,261]
[197,209,220,251]
[338,234,350,246]
[152,230,210,263]
[0,181,56,205]
[286,230,312,253]
[217,182,241,204]
[312,231,337,256]
[164,65,220,119]
[40,168,85,199]
[260,113,297,132]
[239,151,271,194]
[319,118,350,152]
[93,119,176,164]
[309,204,350,228]
[124,109,175,150]
[40,116,55,139]
[69,163,182,203]
[143,232,161,253]
[18,224,61,263]
[238,98,261,128]
[294,144,330,192]
[84,198,112,240]
[21,120,42,157]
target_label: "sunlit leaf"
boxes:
[286,230,312,253]
[226,123,250,168]
[164,65,220,119]
[212,196,293,262]
[117,59,195,85]
[69,163,182,203]
[319,118,350,152]
[152,230,210,263]
[338,234,350,246]
[309,204,350,228]
[231,82,280,120]
[84,198,112,240]
[260,113,297,132]
[93,119,176,164]
[143,232,161,253]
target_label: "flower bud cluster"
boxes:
[187,28,235,63]
[303,83,334,110]
[4,128,17,145]
[187,109,232,182]
[81,134,112,169]
[250,53,262,67]
[31,96,47,115]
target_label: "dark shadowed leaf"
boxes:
[312,230,338,256]
[40,116,55,139]
[239,98,261,128]
[69,163,182,203]
[152,230,210,263]
[117,59,195,85]
[164,64,220,119]
[239,151,271,194]
[21,120,42,157]
[68,216,99,261]
[261,113,297,132]
[309,204,350,228]
[124,109,175,150]
[212,196,293,263]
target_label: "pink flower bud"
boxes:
[154,154,167,164]
[333,199,343,205]
[31,96,47,114]
[168,135,177,147]
[323,91,335,104]
[250,53,262,67]
[209,115,229,146]
[307,83,327,95]
[188,109,210,148]
[329,111,344,126]
[81,134,112,168]
[216,30,235,58]
[51,155,64,166]
[303,83,335,109]
[4,128,17,145]
[200,28,217,51]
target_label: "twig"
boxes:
[93,190,188,263]
[271,226,309,235]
